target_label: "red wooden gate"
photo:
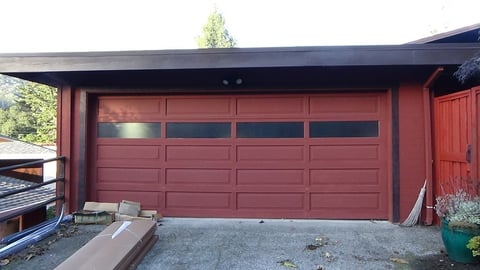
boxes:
[433,87,480,196]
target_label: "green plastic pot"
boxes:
[441,218,480,264]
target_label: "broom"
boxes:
[401,179,427,227]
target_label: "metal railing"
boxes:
[0,156,66,223]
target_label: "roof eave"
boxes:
[1,43,479,74]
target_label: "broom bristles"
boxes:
[401,180,427,227]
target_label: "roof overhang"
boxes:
[1,43,479,88]
[407,23,480,44]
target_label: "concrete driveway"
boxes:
[138,218,443,270]
[4,218,446,270]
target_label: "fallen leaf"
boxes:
[278,259,298,268]
[314,236,329,246]
[305,244,320,250]
[0,259,10,266]
[390,257,408,264]
[315,236,326,242]
[324,251,335,262]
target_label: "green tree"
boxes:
[196,9,236,48]
[0,74,25,109]
[0,106,34,138]
[0,81,57,144]
[14,82,57,144]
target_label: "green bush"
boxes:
[467,236,480,257]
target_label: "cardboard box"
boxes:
[140,210,161,220]
[114,210,161,222]
[83,202,118,212]
[73,211,114,225]
[55,220,157,270]
[73,201,118,224]
[118,200,141,217]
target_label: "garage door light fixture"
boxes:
[222,78,243,86]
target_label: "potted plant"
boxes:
[435,186,480,264]
[467,236,480,258]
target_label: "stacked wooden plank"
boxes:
[55,220,157,270]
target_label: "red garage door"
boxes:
[90,92,390,219]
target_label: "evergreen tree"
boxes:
[0,78,57,144]
[0,106,34,138]
[0,74,25,109]
[14,82,57,144]
[196,9,236,48]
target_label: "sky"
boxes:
[0,0,479,53]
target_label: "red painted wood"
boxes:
[166,97,232,117]
[237,96,305,115]
[58,86,74,212]
[473,87,480,193]
[91,93,390,219]
[433,89,472,197]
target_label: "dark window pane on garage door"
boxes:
[237,122,304,138]
[167,122,231,138]
[310,121,378,137]
[98,123,161,138]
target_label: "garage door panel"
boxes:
[166,97,232,116]
[310,145,379,161]
[97,167,161,183]
[237,169,304,185]
[237,193,304,210]
[166,169,231,185]
[237,145,304,161]
[236,186,306,193]
[98,98,162,121]
[163,186,232,193]
[309,161,383,169]
[310,95,380,114]
[95,183,163,192]
[237,96,305,115]
[310,193,380,210]
[97,190,161,210]
[307,209,385,219]
[96,160,164,168]
[307,185,383,193]
[310,169,379,185]
[166,192,231,209]
[166,145,231,161]
[97,145,161,160]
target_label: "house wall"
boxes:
[58,81,430,222]
[398,81,427,222]
[58,86,75,212]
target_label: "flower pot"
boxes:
[441,218,480,264]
